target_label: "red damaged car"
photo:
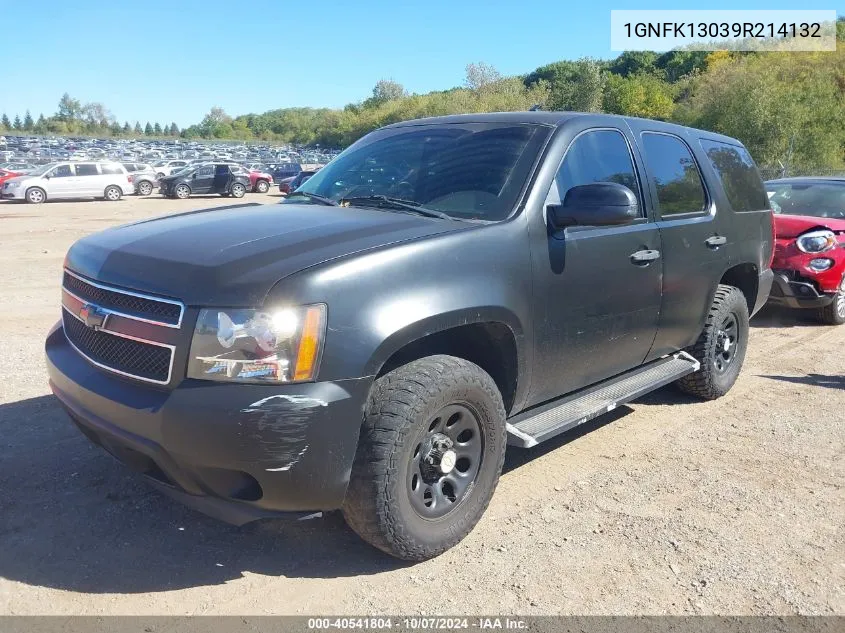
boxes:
[766,177,845,324]
[0,168,23,189]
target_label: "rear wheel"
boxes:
[816,276,845,325]
[676,284,749,400]
[343,355,506,561]
[137,180,153,196]
[255,179,270,193]
[104,186,122,201]
[230,183,246,198]
[25,187,46,204]
[174,184,190,199]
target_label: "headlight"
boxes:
[796,230,836,254]
[6,181,19,189]
[187,304,326,383]
[807,258,834,272]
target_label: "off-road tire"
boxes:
[676,284,749,400]
[343,355,506,561]
[816,276,845,325]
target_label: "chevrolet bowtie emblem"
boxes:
[79,303,106,330]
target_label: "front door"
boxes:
[528,127,663,405]
[44,163,75,197]
[191,164,214,194]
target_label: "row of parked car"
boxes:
[0,160,322,202]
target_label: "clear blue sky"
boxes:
[0,0,824,127]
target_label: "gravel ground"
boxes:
[0,195,842,616]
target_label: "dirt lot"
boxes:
[0,194,842,616]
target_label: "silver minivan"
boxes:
[0,162,134,203]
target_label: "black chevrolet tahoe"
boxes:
[46,112,774,560]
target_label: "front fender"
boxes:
[363,305,526,377]
[264,220,534,408]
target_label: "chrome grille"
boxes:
[63,270,183,327]
[62,309,173,384]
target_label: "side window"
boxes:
[75,164,99,177]
[554,129,642,213]
[699,139,768,211]
[641,133,706,216]
[197,165,214,177]
[51,165,73,178]
[100,163,123,175]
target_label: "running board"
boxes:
[506,352,700,448]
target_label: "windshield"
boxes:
[287,122,550,221]
[28,163,55,177]
[766,182,845,219]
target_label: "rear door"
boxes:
[627,124,731,360]
[212,164,232,193]
[73,163,101,196]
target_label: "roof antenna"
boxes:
[528,104,543,111]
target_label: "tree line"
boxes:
[1,19,843,171]
[0,94,180,139]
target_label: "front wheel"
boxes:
[343,355,506,561]
[676,284,749,400]
[255,179,270,193]
[230,183,246,198]
[174,184,191,199]
[816,276,845,325]
[25,187,46,204]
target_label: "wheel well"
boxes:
[376,322,519,414]
[720,263,758,314]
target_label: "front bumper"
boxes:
[1,187,24,199]
[767,271,835,309]
[45,322,372,524]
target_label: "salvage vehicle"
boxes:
[158,162,250,199]
[46,112,773,560]
[765,178,845,324]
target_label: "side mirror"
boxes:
[192,173,197,179]
[548,182,639,229]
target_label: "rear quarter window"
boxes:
[700,139,768,211]
[100,163,124,175]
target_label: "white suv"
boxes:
[0,162,133,204]
[152,160,190,179]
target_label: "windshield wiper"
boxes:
[285,191,338,206]
[341,195,456,221]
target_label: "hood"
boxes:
[774,214,845,239]
[64,202,470,306]
[3,175,31,186]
